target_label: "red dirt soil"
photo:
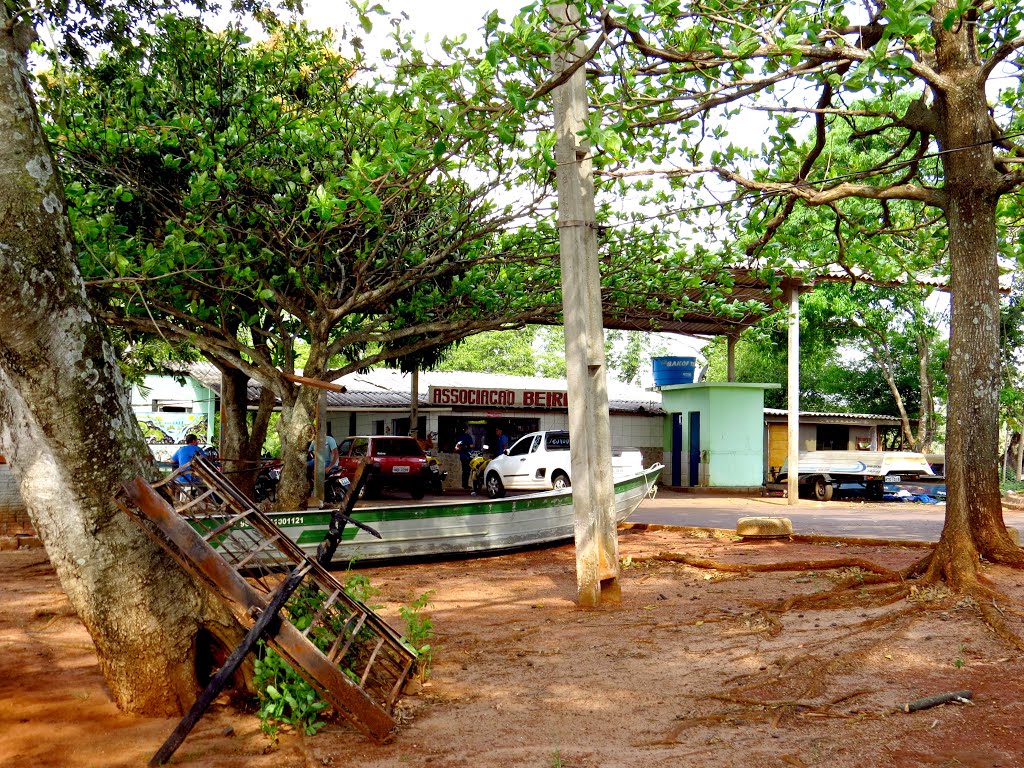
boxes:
[2,528,1024,767]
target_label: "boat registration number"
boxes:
[392,465,410,473]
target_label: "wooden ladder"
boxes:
[115,457,417,750]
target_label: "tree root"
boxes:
[641,539,1024,747]
[978,597,1024,651]
[647,546,1024,652]
[707,689,875,710]
[649,552,900,577]
[652,690,883,745]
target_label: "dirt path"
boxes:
[2,528,1023,767]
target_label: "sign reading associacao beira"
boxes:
[428,386,569,409]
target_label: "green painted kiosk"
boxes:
[659,382,780,489]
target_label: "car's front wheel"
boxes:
[551,471,571,490]
[486,472,506,499]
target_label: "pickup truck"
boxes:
[482,429,644,498]
[767,450,935,501]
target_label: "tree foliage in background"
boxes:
[707,285,947,448]
[1001,274,1024,480]
[437,328,540,376]
[42,16,563,505]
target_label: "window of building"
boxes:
[391,416,427,439]
[816,425,850,450]
[151,400,193,413]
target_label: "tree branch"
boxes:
[979,35,1024,81]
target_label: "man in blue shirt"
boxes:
[454,425,474,489]
[307,433,339,478]
[495,427,510,455]
[171,434,206,486]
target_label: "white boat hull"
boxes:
[265,465,663,564]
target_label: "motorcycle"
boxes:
[468,445,491,495]
[324,465,351,504]
[254,457,282,503]
[305,446,352,505]
[425,453,447,494]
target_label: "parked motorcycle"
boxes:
[324,465,351,504]
[305,447,352,506]
[468,445,491,495]
[254,457,282,503]
[425,453,447,494]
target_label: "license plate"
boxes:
[392,465,410,473]
[887,475,901,483]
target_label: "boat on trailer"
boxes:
[172,462,663,566]
[264,464,663,564]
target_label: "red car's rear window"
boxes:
[372,438,425,457]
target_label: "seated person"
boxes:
[171,434,206,486]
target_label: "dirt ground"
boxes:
[3,526,1024,768]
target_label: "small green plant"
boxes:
[399,590,435,682]
[953,642,967,669]
[253,571,379,738]
[341,569,379,606]
[253,651,328,737]
[550,740,564,768]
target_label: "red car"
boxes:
[335,436,430,499]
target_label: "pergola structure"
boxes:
[598,268,789,383]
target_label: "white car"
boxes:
[483,430,644,498]
[483,430,572,497]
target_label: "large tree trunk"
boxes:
[276,385,320,509]
[926,5,1023,577]
[0,12,240,715]
[219,365,275,501]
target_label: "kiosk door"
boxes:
[688,411,701,487]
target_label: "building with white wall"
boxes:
[129,374,218,463]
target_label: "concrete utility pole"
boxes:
[786,281,801,505]
[409,367,420,437]
[550,4,619,607]
[313,389,328,506]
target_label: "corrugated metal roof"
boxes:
[763,408,902,422]
[185,363,904,421]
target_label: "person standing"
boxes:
[495,427,510,455]
[454,425,474,489]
